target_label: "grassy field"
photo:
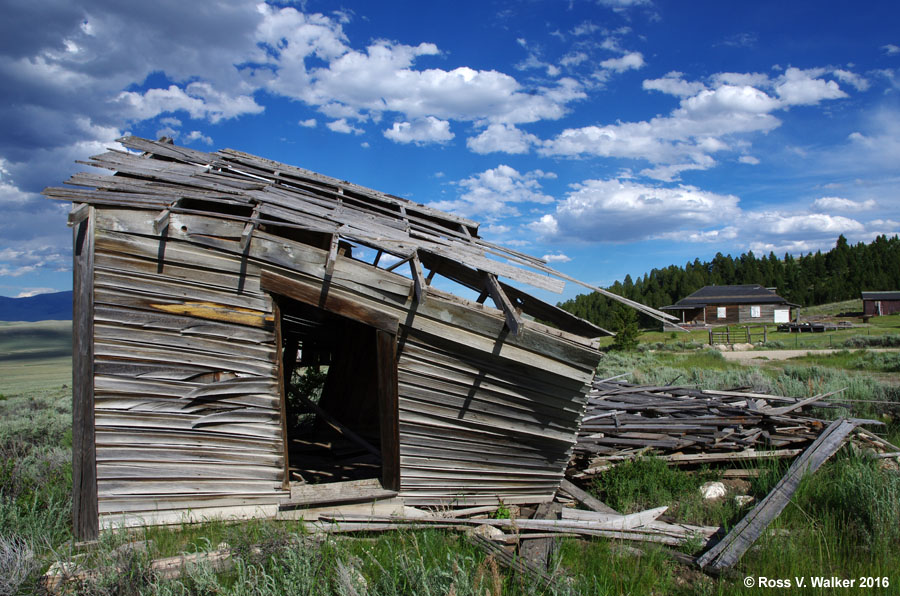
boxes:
[2,319,899,594]
[0,320,72,396]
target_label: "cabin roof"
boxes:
[861,291,900,301]
[45,136,675,334]
[661,284,795,309]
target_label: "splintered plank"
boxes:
[697,418,871,572]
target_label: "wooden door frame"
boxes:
[260,270,401,492]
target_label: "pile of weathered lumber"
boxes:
[572,379,847,477]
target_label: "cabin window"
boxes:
[271,291,400,503]
[750,305,761,318]
[717,307,727,319]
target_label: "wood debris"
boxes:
[571,379,848,477]
[698,417,878,572]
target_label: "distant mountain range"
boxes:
[0,291,73,321]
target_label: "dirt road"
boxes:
[720,348,900,364]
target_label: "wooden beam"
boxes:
[385,254,414,272]
[260,270,399,335]
[72,208,98,541]
[697,418,868,572]
[273,300,291,491]
[558,478,620,514]
[67,203,90,227]
[483,271,521,336]
[409,252,427,304]
[152,199,180,235]
[418,250,607,337]
[239,203,261,251]
[324,233,340,277]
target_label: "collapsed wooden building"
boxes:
[47,137,673,540]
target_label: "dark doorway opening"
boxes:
[276,294,400,503]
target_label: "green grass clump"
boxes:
[590,457,708,514]
[793,451,900,548]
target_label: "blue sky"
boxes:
[1,0,899,303]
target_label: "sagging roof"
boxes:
[45,136,675,335]
[661,284,797,310]
[861,291,900,301]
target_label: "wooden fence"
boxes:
[709,325,768,346]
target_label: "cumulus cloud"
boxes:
[882,44,900,56]
[812,196,877,212]
[832,69,870,92]
[527,175,891,256]
[538,67,856,178]
[467,123,539,154]
[599,52,645,73]
[643,72,706,97]
[738,155,760,164]
[253,6,586,127]
[298,118,317,127]
[542,252,572,263]
[529,179,741,242]
[383,117,454,145]
[327,118,364,134]
[773,67,847,105]
[541,84,783,171]
[430,165,555,221]
[184,130,213,145]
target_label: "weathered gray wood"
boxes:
[72,208,99,541]
[68,202,90,227]
[409,252,426,304]
[520,502,561,570]
[260,269,399,334]
[558,479,620,514]
[697,418,865,572]
[284,478,396,507]
[468,532,559,588]
[483,271,521,336]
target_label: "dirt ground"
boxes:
[720,348,900,364]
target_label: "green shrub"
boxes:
[843,334,900,348]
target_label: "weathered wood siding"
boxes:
[91,210,288,527]
[737,304,788,323]
[703,304,791,325]
[864,299,900,316]
[705,305,739,325]
[397,331,589,506]
[88,206,598,524]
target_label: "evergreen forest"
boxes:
[558,234,900,329]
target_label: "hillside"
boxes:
[0,290,72,321]
[560,234,900,330]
